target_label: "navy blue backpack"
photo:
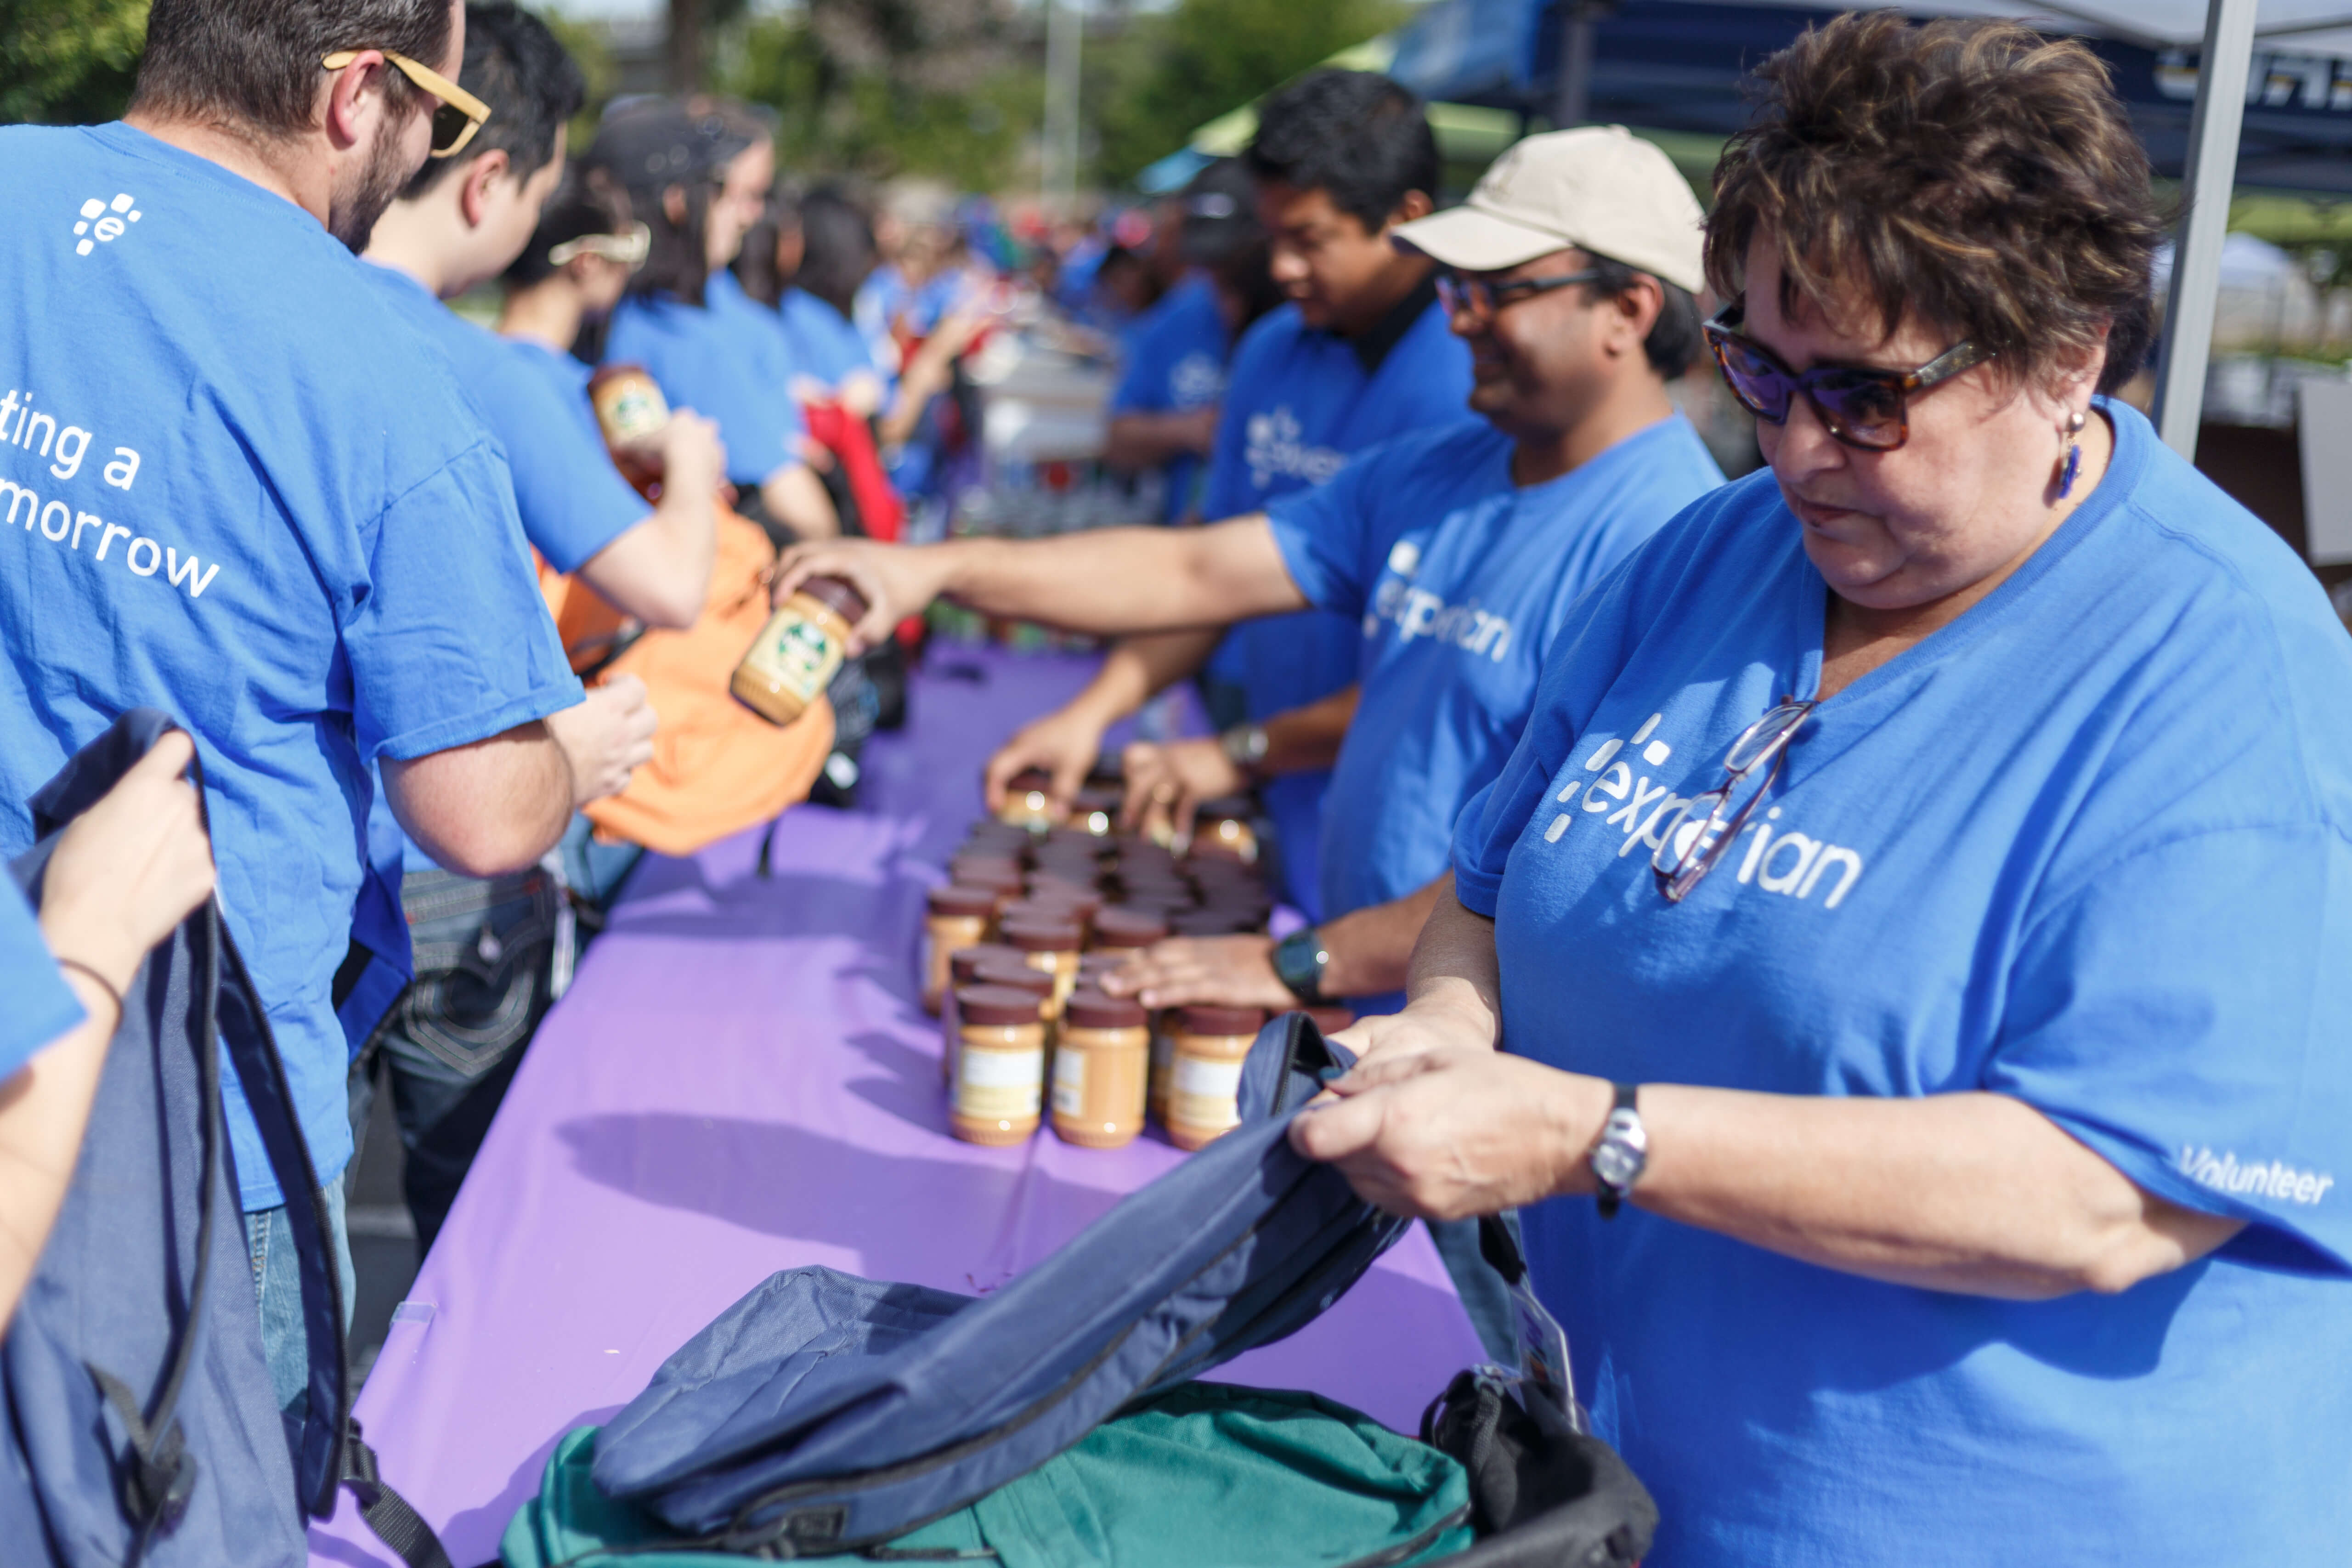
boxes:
[0,713,451,1568]
[591,1013,1656,1566]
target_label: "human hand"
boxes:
[1286,1046,1610,1221]
[1117,737,1245,838]
[645,409,725,497]
[770,538,951,652]
[1099,934,1290,1012]
[983,704,1108,816]
[38,730,216,1001]
[548,673,658,807]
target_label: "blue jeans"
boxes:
[245,1180,356,1415]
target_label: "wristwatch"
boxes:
[1589,1084,1647,1218]
[1269,927,1331,1006]
[1219,723,1271,777]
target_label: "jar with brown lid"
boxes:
[733,575,868,726]
[999,916,1082,1019]
[941,943,1026,1082]
[1052,990,1149,1149]
[1065,786,1123,837]
[1303,1004,1356,1036]
[950,985,1047,1145]
[997,769,1059,833]
[1165,1004,1266,1151]
[1169,906,1254,938]
[1090,905,1167,957]
[921,884,997,1015]
[587,364,672,495]
[1187,797,1259,864]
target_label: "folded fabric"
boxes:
[503,1384,1473,1568]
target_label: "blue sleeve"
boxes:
[1988,824,2352,1274]
[479,349,647,576]
[345,439,583,763]
[1264,445,1387,619]
[0,877,81,1081]
[1110,334,1168,415]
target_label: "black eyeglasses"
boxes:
[1437,267,1605,321]
[1703,304,1992,452]
[1650,698,1816,903]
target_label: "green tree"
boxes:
[1,0,149,125]
[1090,0,1406,185]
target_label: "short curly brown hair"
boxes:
[1704,12,2163,394]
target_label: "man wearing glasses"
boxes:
[354,4,730,1252]
[769,127,1724,1358]
[0,0,590,1414]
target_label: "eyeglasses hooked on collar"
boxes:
[1436,266,1606,321]
[547,222,653,273]
[321,50,491,160]
[1702,302,1992,452]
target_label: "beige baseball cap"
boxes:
[1391,125,1705,295]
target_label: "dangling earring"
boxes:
[2056,410,2086,500]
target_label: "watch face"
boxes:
[1592,1144,1640,1189]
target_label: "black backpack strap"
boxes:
[341,1422,456,1568]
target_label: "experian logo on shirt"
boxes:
[1244,407,1346,490]
[1537,712,1867,909]
[2177,1146,2335,1206]
[1364,538,1515,662]
[70,192,142,257]
[1170,351,1224,408]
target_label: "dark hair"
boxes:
[587,99,745,307]
[732,192,799,309]
[403,3,582,198]
[503,165,632,288]
[1245,69,1437,233]
[1210,237,1284,337]
[1705,13,2161,393]
[1583,256,1702,379]
[132,0,452,138]
[795,187,878,319]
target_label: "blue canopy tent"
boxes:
[1384,0,2295,454]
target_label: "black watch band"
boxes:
[1270,927,1330,1006]
[1590,1082,1646,1219]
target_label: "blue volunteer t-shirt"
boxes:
[606,269,807,489]
[777,287,872,391]
[1452,400,2352,1566]
[1202,290,1473,917]
[1109,274,1229,522]
[1268,416,1721,945]
[0,879,81,1082]
[361,264,645,575]
[0,124,581,1210]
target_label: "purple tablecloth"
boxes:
[308,646,1479,1568]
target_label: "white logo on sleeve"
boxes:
[1537,711,1867,909]
[71,194,142,257]
[1243,407,1346,490]
[2177,1146,2335,1206]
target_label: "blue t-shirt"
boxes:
[1110,274,1228,522]
[1202,293,1474,918]
[0,878,80,1082]
[776,287,872,390]
[0,124,581,1209]
[1269,416,1722,941]
[606,270,806,490]
[1451,400,2352,1566]
[361,264,645,575]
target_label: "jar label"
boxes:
[1051,1049,1086,1116]
[956,1046,1043,1121]
[741,606,846,703]
[1171,1054,1245,1130]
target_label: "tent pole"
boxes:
[1555,0,1598,127]
[2153,0,2261,459]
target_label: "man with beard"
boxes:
[0,0,588,1417]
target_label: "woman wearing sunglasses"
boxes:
[1292,16,2352,1566]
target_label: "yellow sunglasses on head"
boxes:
[322,50,491,159]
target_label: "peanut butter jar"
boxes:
[1000,915,1082,1021]
[997,769,1059,834]
[1052,989,1150,1149]
[941,944,1026,1082]
[950,985,1046,1146]
[732,575,867,726]
[1164,1004,1266,1152]
[1089,905,1167,958]
[921,884,998,1015]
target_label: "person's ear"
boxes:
[321,51,395,153]
[1383,190,1436,233]
[663,185,688,228]
[1607,275,1664,358]
[458,148,512,228]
